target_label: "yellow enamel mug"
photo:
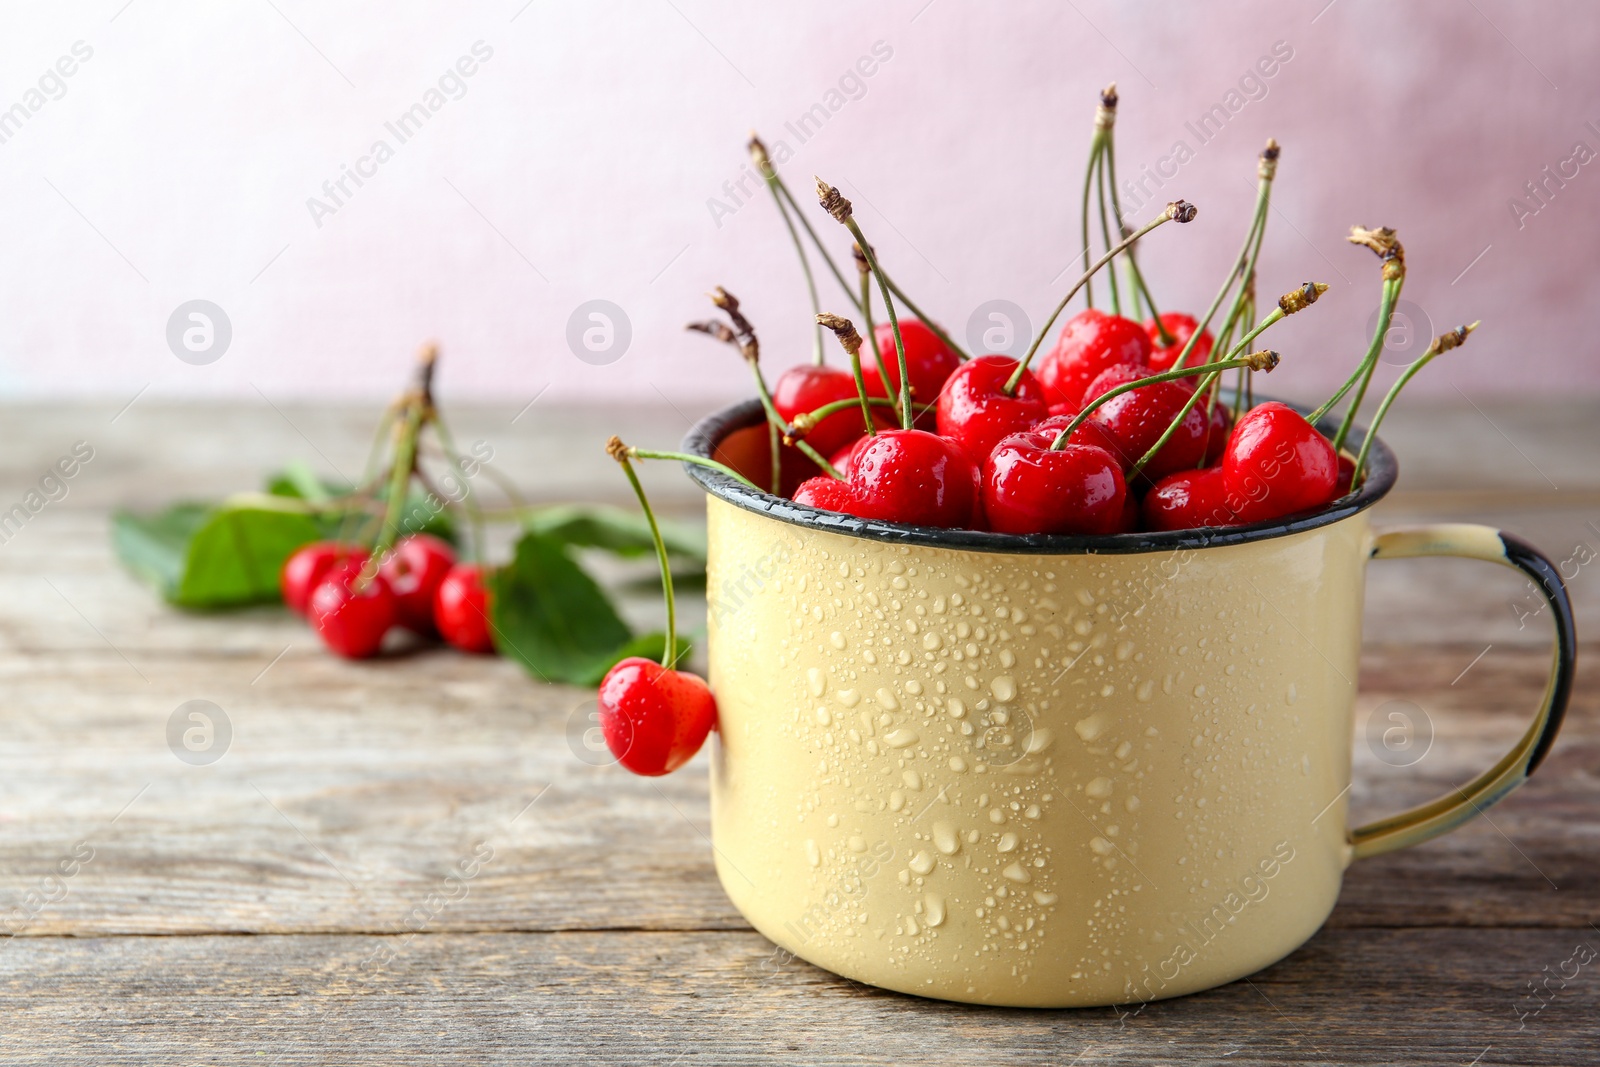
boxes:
[682,401,1575,1009]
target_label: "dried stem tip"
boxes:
[686,320,737,346]
[1348,225,1405,281]
[1277,281,1330,315]
[747,132,774,178]
[1095,82,1118,129]
[1166,200,1198,224]
[1427,321,1480,358]
[412,341,439,403]
[605,435,630,463]
[851,242,871,277]
[1259,137,1280,180]
[816,313,863,358]
[1244,349,1281,372]
[706,286,759,362]
[816,177,852,223]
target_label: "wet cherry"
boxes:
[308,559,396,659]
[379,533,456,635]
[597,657,719,776]
[981,428,1126,536]
[1141,467,1229,531]
[1082,364,1210,481]
[792,474,857,513]
[935,355,1050,467]
[864,319,962,429]
[849,429,980,528]
[434,563,496,654]
[1035,308,1151,411]
[772,364,879,459]
[282,541,363,616]
[1144,312,1213,373]
[1220,402,1339,524]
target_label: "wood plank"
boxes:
[0,928,1593,1065]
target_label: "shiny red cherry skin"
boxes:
[864,320,962,430]
[282,541,364,616]
[1203,397,1233,465]
[1145,312,1214,373]
[1142,467,1230,531]
[308,560,396,659]
[982,429,1127,536]
[792,475,857,513]
[1220,402,1339,524]
[772,364,880,459]
[597,657,718,776]
[1036,308,1151,411]
[849,429,980,529]
[935,355,1050,467]
[1335,452,1357,496]
[379,533,456,635]
[434,563,496,654]
[1082,364,1210,481]
[1030,413,1128,460]
[829,438,867,479]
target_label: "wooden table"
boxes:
[1,400,1596,1065]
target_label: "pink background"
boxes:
[0,0,1596,407]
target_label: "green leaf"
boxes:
[266,461,345,504]
[113,498,325,609]
[572,631,695,687]
[488,531,635,684]
[523,504,706,564]
[263,469,458,546]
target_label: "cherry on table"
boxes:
[981,428,1126,536]
[379,533,456,635]
[282,541,364,616]
[1035,308,1151,411]
[597,657,718,776]
[1145,312,1213,373]
[309,559,396,659]
[434,563,497,654]
[934,355,1050,468]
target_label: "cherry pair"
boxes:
[1142,402,1338,530]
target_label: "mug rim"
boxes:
[680,396,1398,555]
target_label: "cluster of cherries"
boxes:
[777,309,1337,536]
[281,534,495,659]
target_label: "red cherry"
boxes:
[1220,402,1339,524]
[379,534,456,635]
[1082,364,1210,481]
[434,563,497,654]
[792,474,857,513]
[308,560,396,659]
[772,364,881,459]
[934,355,1050,466]
[982,429,1126,536]
[829,437,867,479]
[1030,413,1126,457]
[597,657,718,776]
[1142,467,1229,531]
[1144,312,1214,373]
[1035,309,1151,411]
[1335,452,1356,496]
[865,320,962,430]
[1203,397,1233,466]
[281,541,363,616]
[849,429,980,529]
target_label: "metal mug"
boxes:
[683,400,1574,1008]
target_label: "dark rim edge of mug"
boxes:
[679,396,1398,555]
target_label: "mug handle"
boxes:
[1350,523,1577,859]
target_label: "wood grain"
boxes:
[0,402,1595,1064]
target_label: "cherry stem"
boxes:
[1308,275,1402,431]
[1171,140,1278,372]
[817,183,912,430]
[796,394,921,431]
[1093,136,1123,316]
[626,447,762,492]
[816,312,878,437]
[881,273,970,361]
[856,255,894,401]
[1010,201,1196,394]
[1052,352,1278,451]
[430,413,487,564]
[773,178,862,311]
[768,185,824,367]
[609,441,677,669]
[1331,276,1403,453]
[743,364,843,478]
[1080,136,1102,311]
[366,344,438,581]
[1352,322,1479,483]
